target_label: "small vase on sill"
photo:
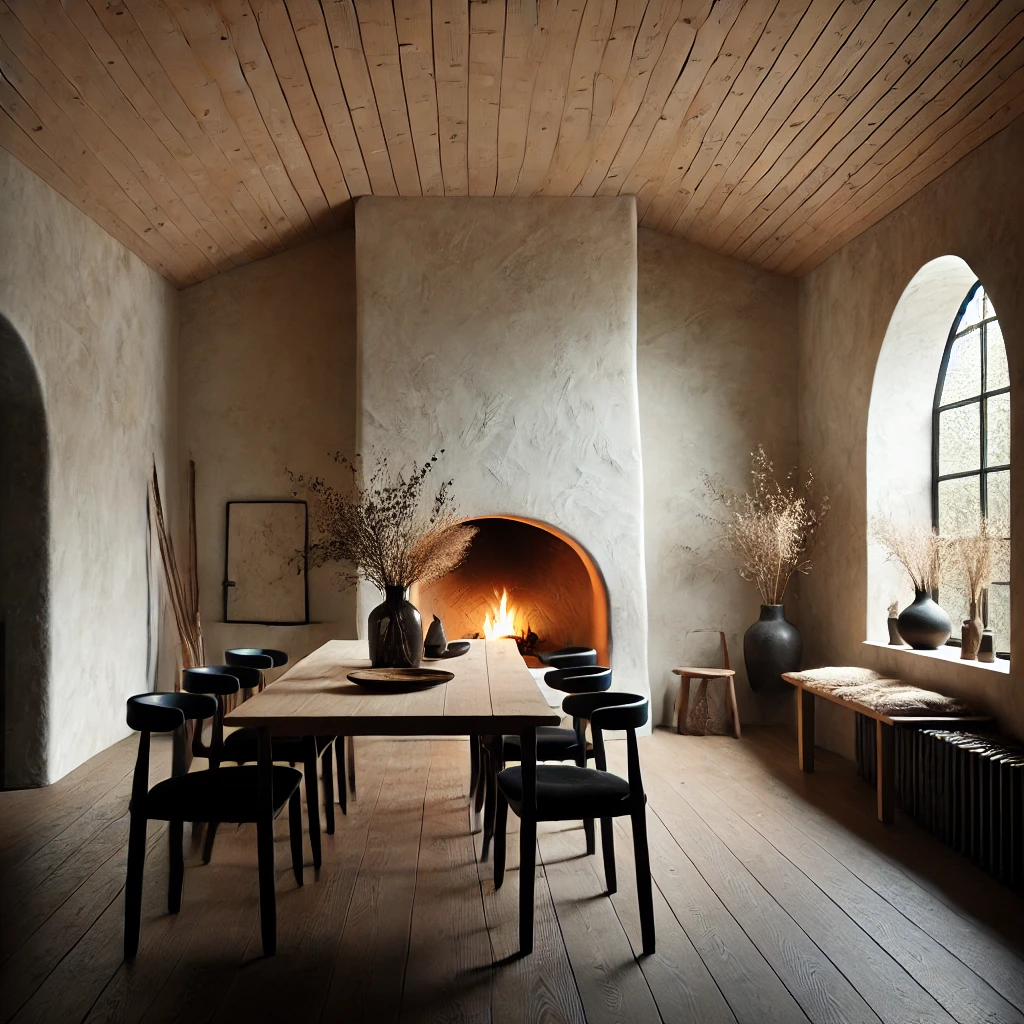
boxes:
[960,599,983,660]
[367,585,423,669]
[887,617,904,645]
[978,629,996,663]
[896,590,951,650]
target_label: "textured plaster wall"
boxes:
[799,116,1024,756]
[0,148,179,785]
[356,197,650,701]
[178,233,358,667]
[637,229,800,726]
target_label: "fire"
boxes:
[483,589,520,640]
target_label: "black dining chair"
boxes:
[492,691,655,956]
[123,692,303,959]
[480,665,613,861]
[182,665,328,870]
[536,646,599,669]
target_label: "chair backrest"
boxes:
[682,629,730,670]
[562,691,649,796]
[182,666,257,763]
[539,646,598,669]
[224,648,278,669]
[544,665,612,694]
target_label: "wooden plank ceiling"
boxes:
[1,0,1021,287]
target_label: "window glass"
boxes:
[986,321,1010,390]
[940,329,981,404]
[937,475,981,535]
[938,403,980,474]
[988,469,1010,537]
[987,393,1010,466]
[989,583,1010,655]
[960,287,986,329]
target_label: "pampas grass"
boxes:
[289,452,476,590]
[150,461,204,679]
[872,515,946,592]
[949,517,1001,606]
[703,446,829,606]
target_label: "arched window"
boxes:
[933,281,1010,655]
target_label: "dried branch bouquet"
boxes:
[702,446,829,606]
[948,517,1000,607]
[288,451,477,590]
[871,515,946,592]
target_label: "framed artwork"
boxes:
[224,500,309,624]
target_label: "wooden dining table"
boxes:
[224,637,559,955]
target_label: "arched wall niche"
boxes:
[414,515,611,666]
[0,313,50,788]
[865,256,979,639]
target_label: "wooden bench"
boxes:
[782,668,990,824]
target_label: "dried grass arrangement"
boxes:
[702,446,829,605]
[871,515,947,592]
[949,517,1001,606]
[289,452,477,590]
[150,461,204,678]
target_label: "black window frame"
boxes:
[931,280,1010,658]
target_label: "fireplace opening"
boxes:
[415,516,610,666]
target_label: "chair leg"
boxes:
[631,804,655,955]
[347,737,357,797]
[168,820,184,913]
[304,737,322,870]
[322,745,336,835]
[493,793,508,889]
[124,811,148,959]
[584,817,596,856]
[256,810,277,956]
[469,733,480,800]
[288,789,304,887]
[481,753,497,862]
[336,739,347,815]
[600,817,616,894]
[202,821,219,865]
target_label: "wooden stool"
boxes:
[672,667,741,739]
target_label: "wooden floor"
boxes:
[3,727,1024,1024]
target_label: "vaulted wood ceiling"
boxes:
[1,0,1021,287]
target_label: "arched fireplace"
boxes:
[414,516,610,665]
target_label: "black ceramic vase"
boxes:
[744,604,802,694]
[367,586,423,669]
[896,590,951,650]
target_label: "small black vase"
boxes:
[367,586,423,668]
[896,590,951,650]
[744,604,802,694]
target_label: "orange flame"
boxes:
[483,589,519,640]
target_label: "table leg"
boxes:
[676,677,691,735]
[518,726,537,957]
[877,720,895,824]
[256,726,276,955]
[798,688,815,773]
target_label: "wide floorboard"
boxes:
[2,727,1024,1024]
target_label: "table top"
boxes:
[225,638,560,736]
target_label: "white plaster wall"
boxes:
[637,229,800,726]
[356,197,650,701]
[0,148,179,784]
[799,115,1024,756]
[178,233,359,668]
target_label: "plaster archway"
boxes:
[0,314,50,788]
[865,256,978,639]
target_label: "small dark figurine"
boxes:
[424,615,448,658]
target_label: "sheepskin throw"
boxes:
[784,667,973,716]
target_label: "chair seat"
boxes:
[222,728,332,764]
[497,764,632,821]
[502,726,588,762]
[143,765,301,822]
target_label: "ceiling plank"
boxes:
[790,43,1024,275]
[80,0,274,262]
[550,0,649,196]
[639,0,779,227]
[764,5,1023,271]
[8,0,236,272]
[434,0,470,194]
[664,0,815,239]
[355,0,422,195]
[733,0,996,265]
[395,0,443,195]
[513,0,588,195]
[0,5,210,278]
[536,0,616,195]
[247,0,353,222]
[321,0,398,194]
[468,0,505,195]
[280,0,372,197]
[616,0,743,214]
[494,0,552,195]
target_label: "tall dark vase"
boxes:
[744,604,802,694]
[367,585,423,669]
[896,590,951,650]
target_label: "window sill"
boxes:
[862,640,1010,675]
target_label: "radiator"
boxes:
[855,715,1024,890]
